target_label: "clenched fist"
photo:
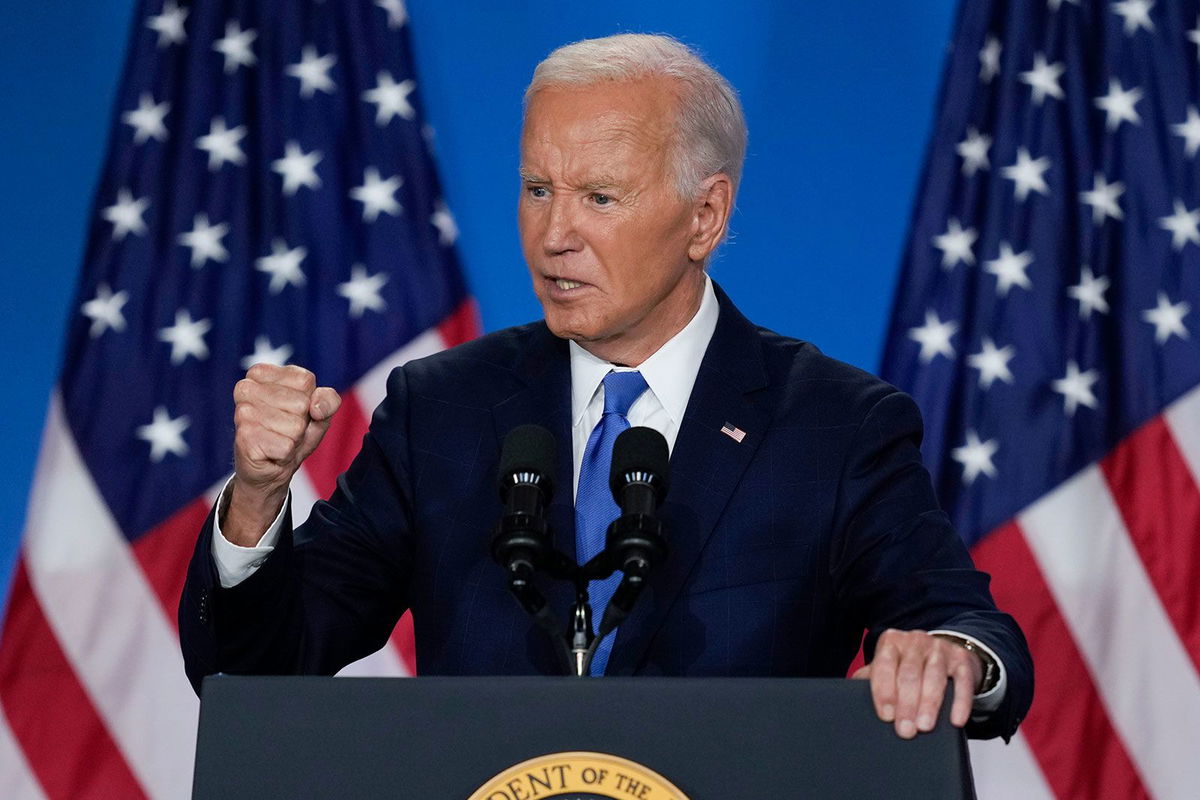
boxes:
[223,363,341,546]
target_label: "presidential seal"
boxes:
[468,751,690,800]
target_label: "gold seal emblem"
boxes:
[468,751,690,800]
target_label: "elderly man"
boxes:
[181,33,1032,742]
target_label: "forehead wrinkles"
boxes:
[521,83,680,182]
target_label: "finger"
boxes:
[237,403,308,443]
[309,387,342,421]
[915,646,948,733]
[271,364,317,393]
[949,658,977,728]
[237,380,313,417]
[238,426,300,464]
[869,636,900,723]
[893,640,927,739]
[851,665,871,680]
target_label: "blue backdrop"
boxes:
[0,1,956,615]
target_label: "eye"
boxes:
[527,185,549,199]
[591,193,613,206]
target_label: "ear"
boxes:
[687,173,734,263]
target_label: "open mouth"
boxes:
[544,275,591,294]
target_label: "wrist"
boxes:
[222,478,288,547]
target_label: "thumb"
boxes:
[851,665,872,680]
[309,386,342,422]
[296,388,341,461]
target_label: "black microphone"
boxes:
[609,426,670,516]
[591,426,670,645]
[606,426,670,577]
[491,425,556,594]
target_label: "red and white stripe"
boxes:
[0,303,478,799]
[970,382,1200,799]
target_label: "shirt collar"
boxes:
[569,274,720,427]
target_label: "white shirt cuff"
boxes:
[210,477,289,589]
[928,629,1007,718]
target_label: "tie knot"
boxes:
[602,370,648,416]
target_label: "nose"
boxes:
[541,194,583,256]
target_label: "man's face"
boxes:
[518,77,706,363]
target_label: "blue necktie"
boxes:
[576,370,649,675]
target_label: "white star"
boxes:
[908,309,958,363]
[363,72,416,126]
[375,0,408,29]
[1159,200,1200,251]
[286,45,336,98]
[985,242,1034,296]
[81,283,129,338]
[158,309,212,365]
[1049,0,1081,10]
[967,337,1016,389]
[214,20,257,74]
[240,336,294,370]
[338,265,389,317]
[1002,147,1051,202]
[1079,173,1125,225]
[979,36,1002,83]
[956,127,992,176]
[1190,16,1200,61]
[1094,78,1142,131]
[1019,53,1066,106]
[1067,266,1111,319]
[350,167,403,222]
[196,117,247,171]
[1172,106,1200,157]
[101,188,150,240]
[272,141,323,196]
[431,199,459,245]
[933,217,978,270]
[952,430,999,485]
[146,0,187,48]
[255,239,307,294]
[121,93,170,144]
[1142,292,1191,344]
[1112,0,1154,36]
[137,406,190,462]
[1052,361,1100,417]
[178,213,230,268]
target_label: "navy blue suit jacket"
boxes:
[180,285,1032,739]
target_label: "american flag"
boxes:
[0,0,478,796]
[882,0,1200,797]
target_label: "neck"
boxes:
[578,271,706,366]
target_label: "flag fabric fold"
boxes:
[882,1,1200,797]
[0,1,478,796]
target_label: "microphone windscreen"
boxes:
[498,424,557,497]
[609,426,670,497]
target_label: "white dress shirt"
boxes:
[210,273,1004,711]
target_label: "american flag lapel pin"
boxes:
[720,422,746,443]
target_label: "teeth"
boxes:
[555,279,583,290]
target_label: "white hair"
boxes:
[525,33,748,199]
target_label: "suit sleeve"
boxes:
[829,389,1034,741]
[178,366,417,694]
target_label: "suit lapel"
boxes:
[607,285,772,674]
[489,324,578,610]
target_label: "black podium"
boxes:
[193,676,975,799]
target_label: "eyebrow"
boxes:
[518,170,624,191]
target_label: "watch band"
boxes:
[931,633,999,694]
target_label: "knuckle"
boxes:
[284,365,316,392]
